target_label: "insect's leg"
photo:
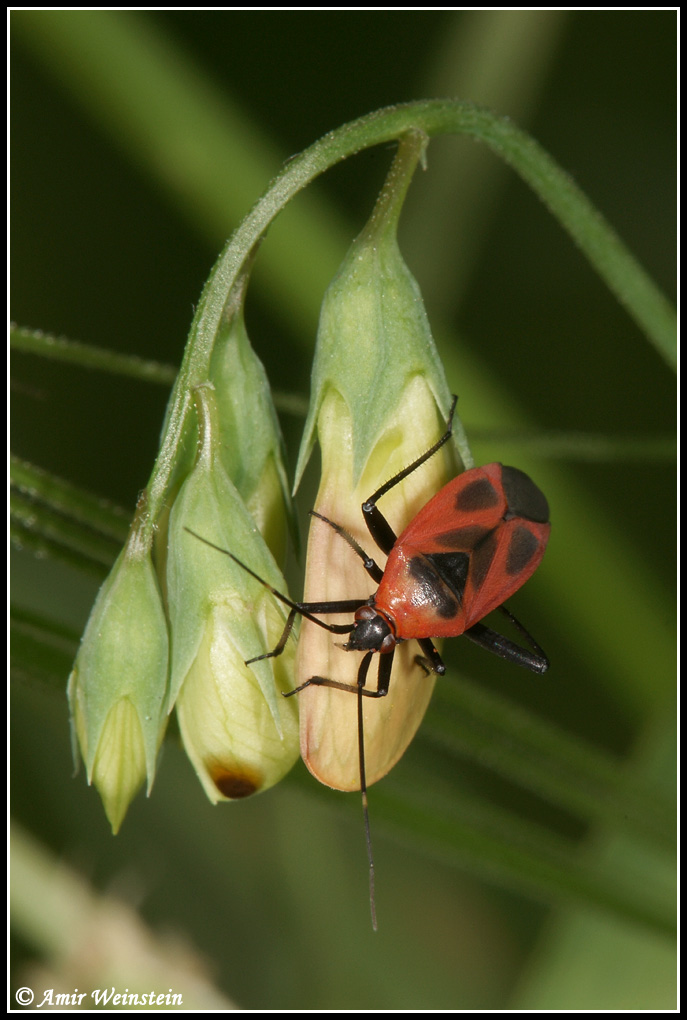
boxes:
[285,648,394,699]
[497,603,549,664]
[414,637,447,676]
[246,606,299,664]
[246,598,368,664]
[309,510,384,584]
[361,395,458,555]
[463,620,549,674]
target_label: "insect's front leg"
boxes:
[286,648,394,699]
[247,597,369,665]
[309,510,384,584]
[361,395,458,555]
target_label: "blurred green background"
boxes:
[10,10,675,1010]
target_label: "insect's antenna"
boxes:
[356,651,377,932]
[184,527,293,602]
[183,527,356,637]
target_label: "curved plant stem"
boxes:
[145,101,676,540]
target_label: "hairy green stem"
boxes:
[144,100,675,541]
[10,325,178,385]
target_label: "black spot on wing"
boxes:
[469,529,498,592]
[425,551,470,602]
[409,553,465,619]
[501,466,549,524]
[506,526,540,575]
[429,528,499,606]
[435,524,491,550]
[455,477,499,512]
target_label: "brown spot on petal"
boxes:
[208,763,263,799]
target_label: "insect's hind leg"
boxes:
[463,612,549,674]
[361,395,458,556]
[496,603,549,667]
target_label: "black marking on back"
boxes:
[469,529,498,593]
[455,477,499,513]
[435,524,491,550]
[501,466,549,524]
[506,526,540,575]
[409,553,465,619]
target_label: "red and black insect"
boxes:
[230,395,549,688]
[187,395,550,927]
[191,394,549,704]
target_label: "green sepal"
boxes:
[295,132,472,491]
[208,270,295,563]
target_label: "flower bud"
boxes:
[68,513,169,831]
[294,134,470,791]
[173,597,298,803]
[166,384,299,802]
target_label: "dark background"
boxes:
[11,11,676,1010]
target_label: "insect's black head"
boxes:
[345,605,396,654]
